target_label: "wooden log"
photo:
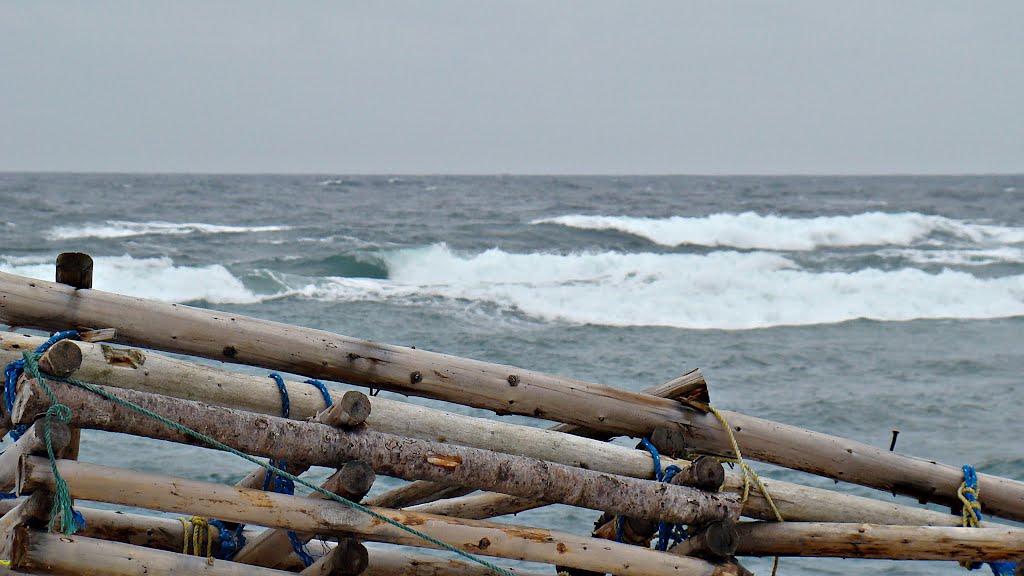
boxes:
[668,521,739,561]
[371,371,707,510]
[234,460,376,568]
[12,378,741,527]
[0,492,51,559]
[733,521,1024,561]
[0,419,71,492]
[35,339,83,378]
[670,456,725,491]
[18,457,736,576]
[9,525,294,576]
[360,551,552,576]
[1,274,1021,522]
[54,252,93,290]
[0,338,968,530]
[299,539,368,576]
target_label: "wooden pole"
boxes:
[0,336,973,528]
[9,525,295,576]
[0,418,71,492]
[12,378,741,526]
[54,253,93,291]
[0,498,550,576]
[0,492,51,559]
[52,255,92,461]
[733,521,1024,561]
[18,457,736,576]
[0,273,1020,522]
[233,459,376,569]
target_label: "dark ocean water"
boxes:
[1,173,1023,575]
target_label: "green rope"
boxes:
[21,352,80,535]
[20,352,515,576]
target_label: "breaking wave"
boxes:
[532,212,1024,251]
[47,220,291,241]
[0,255,259,304]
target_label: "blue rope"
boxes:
[638,438,688,551]
[304,378,333,408]
[266,373,318,567]
[959,465,1016,576]
[4,331,80,441]
[208,519,246,560]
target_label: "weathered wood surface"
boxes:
[669,521,739,561]
[734,521,1024,561]
[0,492,51,559]
[370,371,708,510]
[1,274,1020,521]
[0,418,70,492]
[19,457,736,576]
[299,539,368,576]
[234,460,376,568]
[13,377,741,526]
[9,525,294,576]
[54,252,93,290]
[0,336,974,528]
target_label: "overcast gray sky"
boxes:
[2,1,1021,174]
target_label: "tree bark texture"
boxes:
[13,377,741,526]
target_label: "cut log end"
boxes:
[55,253,94,290]
[322,391,371,428]
[333,459,376,502]
[671,455,726,492]
[37,340,83,378]
[669,521,738,561]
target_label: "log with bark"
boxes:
[0,335,977,528]
[1,272,1020,522]
[12,377,741,527]
[18,457,739,576]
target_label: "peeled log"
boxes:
[299,539,369,576]
[18,457,734,576]
[734,522,1024,561]
[12,377,740,526]
[9,525,294,576]
[1,275,1020,522]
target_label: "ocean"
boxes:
[1,173,1022,575]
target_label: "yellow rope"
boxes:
[707,405,783,576]
[957,482,982,569]
[178,516,216,560]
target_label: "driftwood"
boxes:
[1,274,1020,522]
[18,457,737,576]
[8,525,294,576]
[0,492,51,559]
[669,521,739,561]
[12,378,741,526]
[734,521,1024,561]
[0,336,977,528]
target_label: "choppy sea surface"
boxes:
[1,173,1022,575]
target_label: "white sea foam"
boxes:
[47,220,291,240]
[532,212,1024,250]
[879,247,1024,266]
[0,255,260,304]
[287,244,1024,329]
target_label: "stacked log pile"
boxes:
[0,257,1019,575]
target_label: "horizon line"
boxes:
[2,170,1023,178]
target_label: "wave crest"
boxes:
[532,212,1024,250]
[47,220,291,240]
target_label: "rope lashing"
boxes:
[957,465,1016,575]
[707,405,783,576]
[29,370,516,576]
[178,516,217,558]
[19,351,85,535]
[636,438,689,551]
[209,519,246,560]
[305,378,333,409]
[4,330,80,441]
